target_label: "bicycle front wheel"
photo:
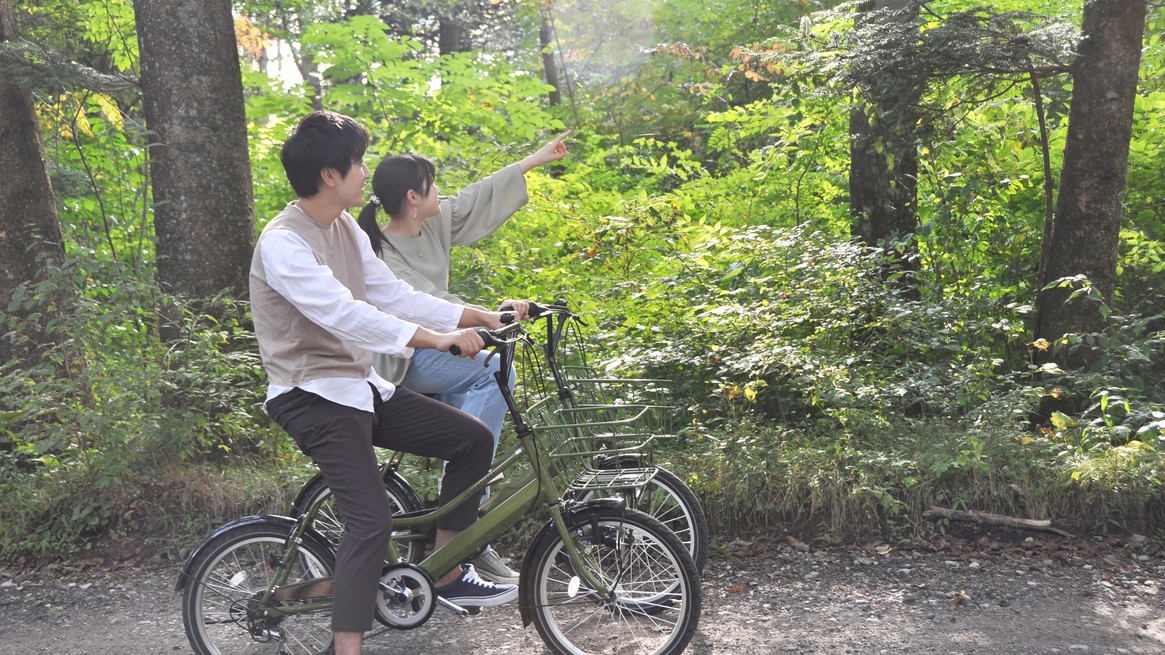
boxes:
[522,503,701,655]
[182,521,335,655]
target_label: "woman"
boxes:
[355,132,569,583]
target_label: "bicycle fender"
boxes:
[175,514,335,591]
[517,498,628,626]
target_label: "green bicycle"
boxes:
[177,310,702,655]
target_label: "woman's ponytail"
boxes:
[356,201,386,256]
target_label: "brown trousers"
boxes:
[266,385,493,633]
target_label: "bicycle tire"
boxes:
[181,520,336,655]
[576,460,710,573]
[520,501,701,655]
[291,469,426,564]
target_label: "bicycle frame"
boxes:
[256,313,637,618]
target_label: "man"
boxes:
[250,110,521,655]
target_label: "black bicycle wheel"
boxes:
[181,521,335,655]
[521,502,701,655]
[576,461,709,573]
[291,469,426,564]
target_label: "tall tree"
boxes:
[133,0,254,304]
[848,0,924,289]
[370,0,530,55]
[0,0,69,366]
[539,7,562,106]
[438,17,469,55]
[1036,0,1148,357]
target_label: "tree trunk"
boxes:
[438,18,468,55]
[540,13,562,106]
[133,0,255,307]
[1036,0,1147,354]
[849,105,920,246]
[848,0,923,295]
[0,0,69,366]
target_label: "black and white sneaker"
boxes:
[436,564,518,607]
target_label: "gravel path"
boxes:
[1,529,1162,654]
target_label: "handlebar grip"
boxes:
[477,327,503,348]
[527,300,568,318]
[448,328,501,357]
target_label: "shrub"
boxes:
[0,258,297,560]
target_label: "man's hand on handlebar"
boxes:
[438,328,485,359]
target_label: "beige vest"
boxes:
[250,204,372,387]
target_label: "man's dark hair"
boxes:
[281,110,370,198]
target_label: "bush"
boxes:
[577,223,1029,426]
[0,258,298,561]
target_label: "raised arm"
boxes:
[519,130,571,174]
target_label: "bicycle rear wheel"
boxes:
[181,521,335,655]
[521,502,701,655]
[291,469,426,564]
[576,461,709,573]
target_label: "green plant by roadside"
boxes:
[0,258,302,561]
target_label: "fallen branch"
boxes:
[923,506,1074,538]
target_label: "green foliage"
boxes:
[1033,311,1165,450]
[299,15,559,153]
[0,458,308,560]
[549,0,833,151]
[0,259,298,559]
[7,0,1165,561]
[676,407,1162,538]
[1,259,285,465]
[575,224,1028,425]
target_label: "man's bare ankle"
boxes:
[334,630,362,655]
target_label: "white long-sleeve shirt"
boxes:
[257,210,463,412]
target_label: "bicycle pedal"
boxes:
[466,606,483,616]
[437,595,471,617]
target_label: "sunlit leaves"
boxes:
[79,0,138,72]
[294,14,559,163]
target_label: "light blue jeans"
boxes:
[402,348,511,504]
[400,347,510,458]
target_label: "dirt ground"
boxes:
[1,526,1162,655]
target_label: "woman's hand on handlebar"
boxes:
[498,300,530,322]
[459,306,513,330]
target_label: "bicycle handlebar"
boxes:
[525,300,571,319]
[448,300,575,357]
[448,324,520,357]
